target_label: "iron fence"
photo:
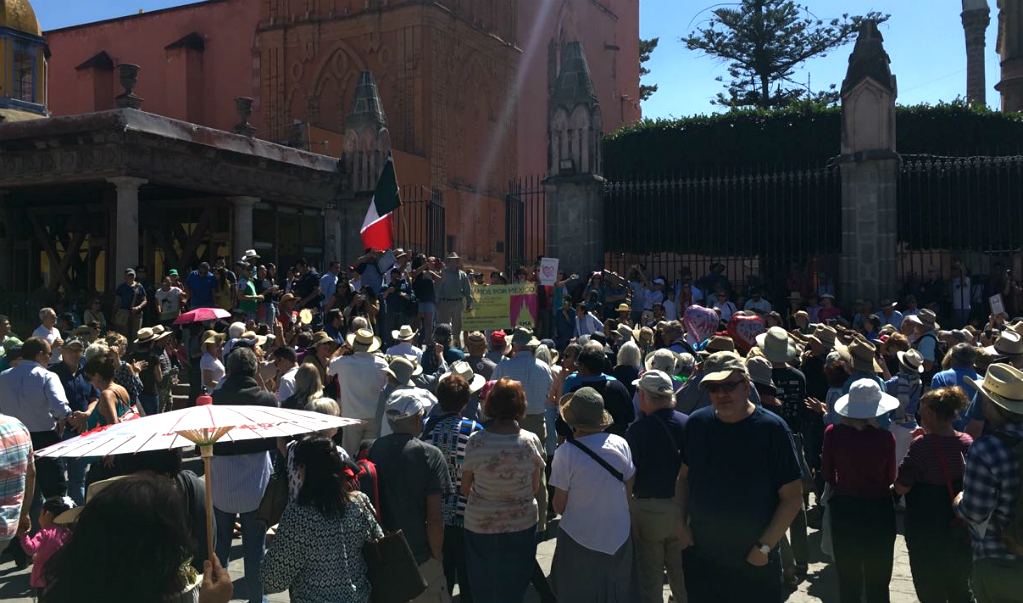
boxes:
[506,175,547,275]
[394,185,445,258]
[603,165,842,301]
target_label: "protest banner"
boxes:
[464,283,538,331]
[539,258,559,286]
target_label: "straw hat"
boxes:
[559,387,614,431]
[755,327,800,364]
[965,363,1023,414]
[279,293,297,304]
[897,349,925,374]
[391,325,418,342]
[440,360,486,393]
[203,332,226,347]
[616,303,631,314]
[834,380,899,419]
[986,329,1023,357]
[848,339,883,374]
[917,309,939,330]
[383,356,424,386]
[309,331,337,349]
[615,324,635,343]
[346,329,381,353]
[55,476,127,524]
[133,328,158,345]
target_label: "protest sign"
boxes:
[464,283,537,330]
[539,258,559,286]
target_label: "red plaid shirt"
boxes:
[0,414,31,544]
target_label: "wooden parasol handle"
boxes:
[201,444,215,563]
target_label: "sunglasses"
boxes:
[705,379,746,394]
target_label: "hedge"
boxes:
[603,100,1023,178]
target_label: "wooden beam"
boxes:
[178,206,215,270]
[27,215,74,294]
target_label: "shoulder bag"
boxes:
[567,437,624,482]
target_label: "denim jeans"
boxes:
[214,507,268,603]
[63,456,90,506]
[138,394,159,417]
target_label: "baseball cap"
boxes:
[633,370,674,395]
[63,339,86,351]
[385,389,433,421]
[490,330,507,348]
[168,269,179,276]
[124,268,136,276]
[700,351,749,385]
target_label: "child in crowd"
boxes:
[20,496,75,595]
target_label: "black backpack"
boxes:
[914,332,948,376]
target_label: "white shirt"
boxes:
[386,341,423,364]
[662,299,678,321]
[32,325,62,365]
[743,298,772,314]
[200,353,225,389]
[952,277,972,310]
[574,313,602,338]
[276,365,299,403]
[713,300,737,322]
[549,432,635,554]
[328,352,389,420]
[155,287,184,320]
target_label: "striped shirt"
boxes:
[0,415,31,545]
[896,432,972,488]
[955,423,1023,561]
[421,414,483,527]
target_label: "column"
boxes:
[543,174,605,275]
[962,5,990,106]
[107,177,148,275]
[230,196,259,262]
[324,207,342,264]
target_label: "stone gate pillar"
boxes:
[324,207,342,263]
[231,196,259,262]
[108,177,148,275]
[838,22,898,305]
[544,41,605,275]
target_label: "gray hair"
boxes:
[228,321,246,340]
[676,352,696,376]
[304,396,340,417]
[386,410,424,435]
[84,342,110,362]
[534,345,554,367]
[642,389,675,409]
[39,307,55,321]
[350,316,369,333]
[950,342,978,368]
[225,346,258,377]
[616,341,642,368]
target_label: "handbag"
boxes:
[255,469,289,527]
[363,529,427,603]
[113,308,131,329]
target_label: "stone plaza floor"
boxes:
[0,514,918,603]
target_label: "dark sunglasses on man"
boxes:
[704,378,746,394]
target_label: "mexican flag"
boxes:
[360,154,401,250]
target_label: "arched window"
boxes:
[13,44,35,102]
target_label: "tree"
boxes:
[683,0,889,109]
[640,37,659,102]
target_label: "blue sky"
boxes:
[34,0,1002,119]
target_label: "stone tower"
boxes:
[997,0,1023,111]
[963,0,991,106]
[549,41,602,177]
[839,20,898,304]
[343,71,391,193]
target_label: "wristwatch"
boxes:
[756,541,772,556]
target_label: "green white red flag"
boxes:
[360,155,401,250]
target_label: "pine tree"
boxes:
[684,0,889,108]
[640,37,659,102]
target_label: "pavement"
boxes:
[0,511,917,602]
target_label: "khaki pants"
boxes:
[341,420,379,458]
[519,413,548,533]
[436,301,464,346]
[413,557,452,603]
[632,497,686,603]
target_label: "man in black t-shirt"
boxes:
[676,352,803,603]
[292,258,322,311]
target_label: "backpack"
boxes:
[992,433,1023,556]
[344,445,380,520]
[914,332,948,375]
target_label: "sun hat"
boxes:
[986,329,1023,357]
[897,349,925,374]
[346,328,382,353]
[616,303,631,313]
[133,328,158,345]
[633,370,675,396]
[788,291,802,301]
[814,326,837,350]
[615,324,635,342]
[559,387,614,431]
[965,363,1023,415]
[279,293,297,304]
[55,476,127,525]
[904,314,924,328]
[755,327,800,364]
[385,389,432,421]
[309,331,336,349]
[445,252,460,261]
[834,379,900,419]
[820,293,835,300]
[440,360,486,393]
[242,249,260,260]
[383,356,423,386]
[705,335,736,353]
[700,351,749,384]
[848,338,882,374]
[241,330,268,347]
[917,309,939,329]
[645,348,678,373]
[745,355,776,396]
[510,327,540,348]
[391,325,418,342]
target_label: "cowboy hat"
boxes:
[510,327,540,349]
[917,309,939,329]
[346,328,381,353]
[897,349,925,374]
[878,299,897,309]
[615,324,635,343]
[705,335,736,354]
[986,329,1023,357]
[309,331,337,349]
[615,303,631,313]
[383,356,423,386]
[834,380,899,419]
[965,363,1023,415]
[391,325,418,342]
[55,476,127,525]
[279,293,297,304]
[848,339,883,374]
[755,327,800,364]
[559,387,614,431]
[441,360,486,393]
[242,249,260,260]
[133,328,158,345]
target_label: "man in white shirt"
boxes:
[743,289,772,315]
[386,325,423,363]
[31,308,63,366]
[951,264,972,328]
[154,276,185,326]
[271,347,300,403]
[713,292,738,323]
[328,329,390,456]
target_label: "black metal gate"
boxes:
[505,175,547,274]
[395,185,445,258]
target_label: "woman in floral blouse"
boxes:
[261,436,383,603]
[461,379,545,603]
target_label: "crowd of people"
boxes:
[0,249,1021,603]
